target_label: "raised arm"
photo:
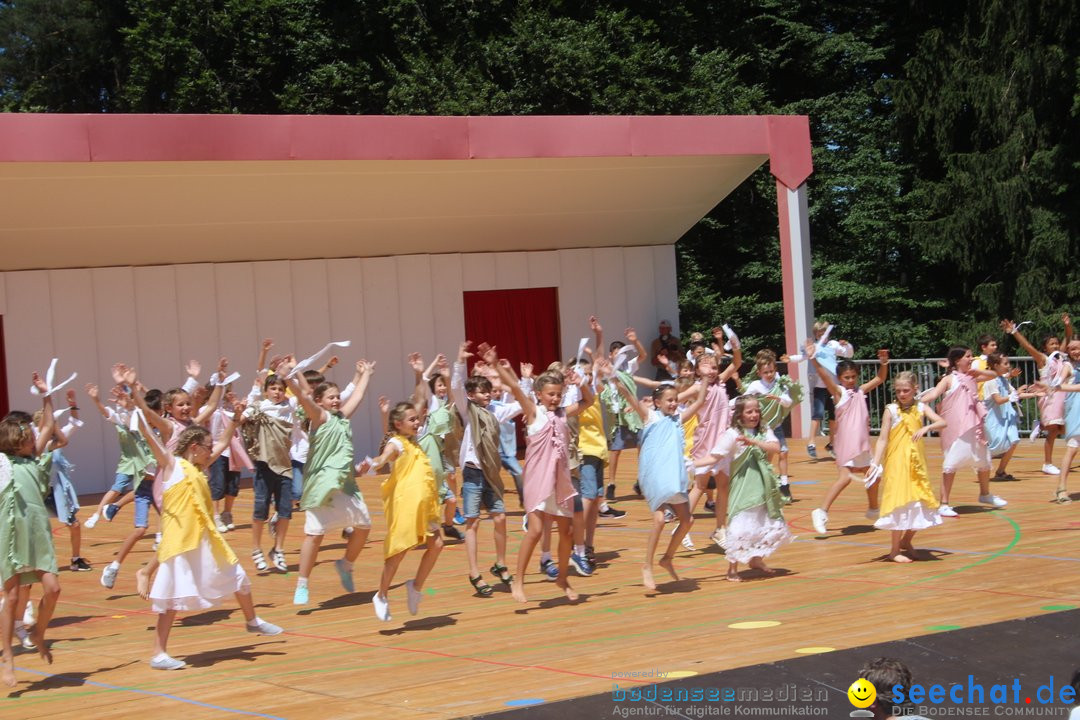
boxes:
[122,367,174,441]
[86,383,112,420]
[679,377,708,423]
[590,316,604,359]
[868,409,893,469]
[562,367,595,417]
[280,360,329,431]
[719,332,743,382]
[256,338,273,373]
[918,374,951,404]
[192,357,228,426]
[489,347,536,425]
[860,349,891,394]
[625,327,648,368]
[136,404,173,476]
[806,339,843,402]
[612,373,647,423]
[1065,313,1074,344]
[1001,319,1046,366]
[208,401,244,465]
[340,360,375,419]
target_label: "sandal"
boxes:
[1054,489,1072,504]
[993,471,1015,481]
[469,575,494,597]
[490,563,513,585]
[251,549,268,571]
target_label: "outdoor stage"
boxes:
[4,439,1078,719]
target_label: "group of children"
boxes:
[2,313,1076,685]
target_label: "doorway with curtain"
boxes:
[462,287,561,373]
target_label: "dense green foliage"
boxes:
[1,0,1077,357]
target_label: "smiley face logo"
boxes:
[847,678,877,708]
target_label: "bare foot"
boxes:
[31,634,52,664]
[136,566,151,600]
[555,578,579,601]
[642,565,656,591]
[1,662,15,687]
[888,553,913,563]
[725,569,743,582]
[658,555,680,582]
[510,578,528,603]
[748,557,776,575]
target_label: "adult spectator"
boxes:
[650,320,681,380]
[859,657,929,719]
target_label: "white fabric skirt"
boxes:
[150,536,251,613]
[942,428,991,472]
[843,451,872,469]
[304,489,371,535]
[874,500,942,531]
[534,490,573,518]
[722,505,794,564]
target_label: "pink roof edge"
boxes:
[0,113,812,188]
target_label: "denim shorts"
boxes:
[134,478,157,528]
[772,423,789,453]
[291,459,304,502]
[253,461,293,521]
[110,473,135,494]
[608,425,639,451]
[208,455,240,501]
[461,465,505,517]
[578,456,603,500]
[811,387,833,422]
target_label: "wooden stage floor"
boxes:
[3,440,1078,719]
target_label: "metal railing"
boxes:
[847,356,1042,435]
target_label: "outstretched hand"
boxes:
[185,359,201,377]
[378,395,390,414]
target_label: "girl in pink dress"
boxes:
[679,337,743,550]
[1000,317,1073,475]
[919,347,1006,516]
[489,346,592,604]
[808,347,890,535]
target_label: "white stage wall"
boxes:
[0,245,678,494]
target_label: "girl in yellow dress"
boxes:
[866,371,947,563]
[360,402,443,622]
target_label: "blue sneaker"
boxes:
[453,509,466,526]
[292,584,309,605]
[569,552,594,577]
[104,504,120,522]
[334,559,355,593]
[539,558,558,580]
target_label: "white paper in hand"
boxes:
[288,341,352,378]
[863,464,883,488]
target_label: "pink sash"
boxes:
[938,373,986,449]
[690,382,730,461]
[523,409,576,513]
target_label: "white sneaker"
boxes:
[101,563,120,589]
[14,623,34,650]
[150,654,186,670]
[246,619,283,636]
[710,527,726,548]
[84,512,100,529]
[864,509,880,520]
[372,592,391,622]
[214,514,228,533]
[811,508,828,534]
[681,533,696,551]
[978,494,1008,508]
[23,600,35,628]
[406,579,422,616]
[152,532,161,551]
[1043,463,1061,475]
[938,504,958,517]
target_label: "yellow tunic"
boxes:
[879,403,940,517]
[157,458,238,567]
[381,436,440,559]
[682,413,699,460]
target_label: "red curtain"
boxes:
[0,316,8,418]
[463,287,561,374]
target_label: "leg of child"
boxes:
[819,468,853,513]
[889,530,913,563]
[298,534,323,584]
[152,609,177,660]
[863,470,879,511]
[659,502,691,584]
[136,557,159,599]
[726,560,741,582]
[642,507,665,590]
[552,515,578,601]
[1058,445,1078,499]
[492,512,508,569]
[584,498,600,550]
[114,526,148,566]
[995,443,1018,477]
[30,571,59,664]
[90,489,120,520]
[67,520,82,562]
[114,489,136,511]
[464,516,482,580]
[379,551,408,601]
[413,532,445,590]
[940,470,956,506]
[511,511,544,603]
[1045,425,1061,465]
[1,578,17,686]
[975,467,992,498]
[712,473,730,530]
[343,526,368,563]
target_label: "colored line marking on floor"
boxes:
[925,625,962,631]
[728,621,781,630]
[1040,604,1076,611]
[9,667,287,720]
[505,698,545,707]
[794,647,835,654]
